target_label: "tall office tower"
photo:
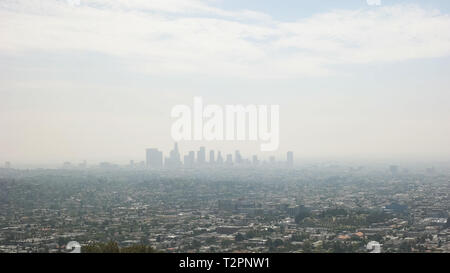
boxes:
[197,146,206,165]
[209,150,215,164]
[184,151,195,168]
[5,161,11,169]
[172,143,181,163]
[252,155,259,166]
[287,151,294,167]
[146,148,163,168]
[166,142,182,168]
[269,156,275,164]
[183,154,190,168]
[217,151,224,165]
[173,143,178,154]
[164,156,170,167]
[189,151,195,165]
[225,154,233,166]
[389,165,399,175]
[235,150,242,164]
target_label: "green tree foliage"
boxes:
[82,241,119,253]
[221,240,232,248]
[291,232,309,242]
[81,241,157,253]
[366,211,390,224]
[265,238,284,249]
[302,241,313,253]
[190,239,202,249]
[320,208,347,217]
[295,207,311,224]
[235,233,245,242]
[120,245,157,253]
[399,241,413,253]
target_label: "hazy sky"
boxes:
[1,0,450,165]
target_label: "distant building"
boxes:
[225,154,233,166]
[5,161,11,169]
[146,148,163,168]
[269,156,275,164]
[216,152,223,165]
[287,151,294,167]
[209,150,215,164]
[165,143,182,168]
[99,162,117,168]
[252,155,259,166]
[197,147,206,165]
[184,151,195,168]
[389,165,399,175]
[426,167,436,174]
[235,150,242,164]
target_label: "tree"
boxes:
[206,236,217,244]
[399,241,411,253]
[235,233,245,242]
[295,208,311,224]
[81,241,157,253]
[273,239,283,248]
[221,240,232,248]
[302,241,312,253]
[191,240,201,249]
[121,245,156,253]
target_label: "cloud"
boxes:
[367,0,381,6]
[1,0,450,78]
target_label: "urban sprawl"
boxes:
[0,144,449,253]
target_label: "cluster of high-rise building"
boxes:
[146,143,294,169]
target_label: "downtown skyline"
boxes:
[146,143,294,169]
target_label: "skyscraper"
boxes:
[269,156,275,165]
[235,150,242,165]
[389,165,399,175]
[217,151,223,165]
[226,154,233,166]
[209,150,215,164]
[287,151,294,167]
[146,148,163,168]
[252,155,259,166]
[197,146,206,166]
[184,151,195,168]
[165,143,182,168]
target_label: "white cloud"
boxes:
[1,0,450,78]
[367,0,381,6]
